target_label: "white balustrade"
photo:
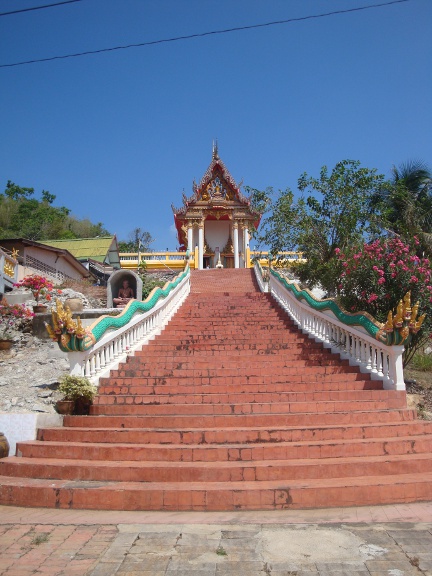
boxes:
[67,270,190,384]
[254,267,405,391]
[253,263,269,293]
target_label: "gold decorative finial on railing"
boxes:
[45,299,95,352]
[377,291,426,346]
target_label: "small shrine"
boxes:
[172,144,261,269]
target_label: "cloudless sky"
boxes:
[1,0,431,250]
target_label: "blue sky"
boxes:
[1,0,431,250]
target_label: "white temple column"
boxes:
[233,222,239,269]
[187,223,193,252]
[243,225,249,268]
[198,222,204,270]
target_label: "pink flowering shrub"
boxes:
[336,237,432,362]
[14,274,62,303]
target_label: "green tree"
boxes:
[118,228,154,253]
[67,217,110,239]
[11,199,71,240]
[252,160,388,294]
[4,181,34,201]
[0,181,110,241]
[41,190,56,204]
[371,160,432,256]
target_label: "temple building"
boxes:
[172,145,261,269]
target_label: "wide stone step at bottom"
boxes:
[35,420,432,445]
[1,472,431,510]
[3,452,432,485]
[11,434,432,463]
[64,409,416,429]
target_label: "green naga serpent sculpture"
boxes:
[46,266,190,353]
[270,268,426,346]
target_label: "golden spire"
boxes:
[212,139,219,160]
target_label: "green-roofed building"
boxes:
[42,236,120,281]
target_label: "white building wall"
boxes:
[20,247,85,282]
[239,228,245,268]
[204,220,230,254]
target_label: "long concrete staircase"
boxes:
[1,269,432,510]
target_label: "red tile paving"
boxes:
[0,522,117,576]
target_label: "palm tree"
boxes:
[373,160,432,255]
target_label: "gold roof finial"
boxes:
[212,139,219,160]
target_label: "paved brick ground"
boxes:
[0,524,117,576]
[0,503,431,575]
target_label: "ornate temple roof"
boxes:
[172,144,252,216]
[172,145,261,249]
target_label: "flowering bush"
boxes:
[0,301,34,339]
[14,274,61,303]
[336,237,431,364]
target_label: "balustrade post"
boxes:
[67,352,87,376]
[365,344,373,371]
[90,355,96,376]
[95,352,101,374]
[376,349,384,378]
[100,346,106,369]
[385,345,405,390]
[370,345,378,376]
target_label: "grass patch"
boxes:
[410,352,432,372]
[216,545,228,556]
[31,533,50,546]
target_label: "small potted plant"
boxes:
[56,374,97,415]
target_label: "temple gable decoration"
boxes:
[172,145,261,269]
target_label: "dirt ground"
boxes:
[405,365,432,418]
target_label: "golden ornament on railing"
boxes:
[45,299,95,352]
[377,291,426,346]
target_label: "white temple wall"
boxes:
[239,228,245,267]
[204,220,230,254]
[191,227,197,250]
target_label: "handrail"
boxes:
[119,252,188,262]
[250,251,306,266]
[253,261,269,293]
[254,263,405,391]
[49,266,191,384]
